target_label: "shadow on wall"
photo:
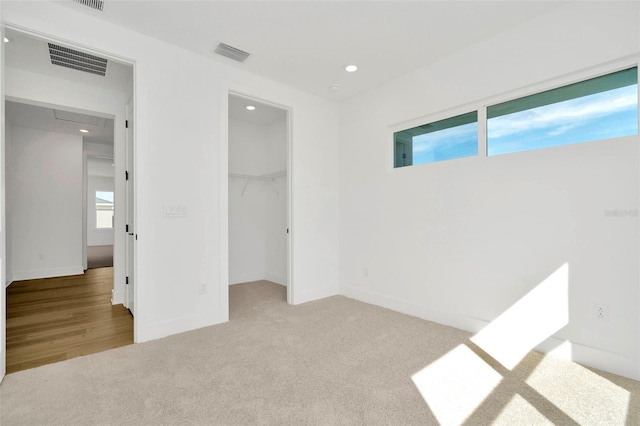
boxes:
[411,263,639,425]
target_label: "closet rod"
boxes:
[229,170,286,181]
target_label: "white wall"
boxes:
[6,126,83,280]
[2,1,340,342]
[339,1,640,380]
[265,117,288,285]
[228,116,287,286]
[229,118,268,284]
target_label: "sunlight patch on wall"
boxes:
[471,263,569,369]
[526,354,630,425]
[411,344,502,425]
[544,339,573,359]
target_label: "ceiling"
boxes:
[3,27,127,146]
[55,0,568,101]
[229,94,287,126]
[5,100,115,144]
[4,27,133,95]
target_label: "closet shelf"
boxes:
[229,170,286,197]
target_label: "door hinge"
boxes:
[126,276,129,285]
[126,224,129,233]
[125,171,129,181]
[126,120,129,129]
[286,228,289,234]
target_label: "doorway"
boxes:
[228,93,291,312]
[2,27,135,373]
[87,153,115,270]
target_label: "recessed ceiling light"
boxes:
[3,37,10,43]
[345,65,358,73]
[246,105,256,111]
[79,129,90,133]
[329,84,341,91]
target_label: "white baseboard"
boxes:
[537,337,639,380]
[341,285,640,381]
[293,284,339,305]
[265,272,286,286]
[137,310,223,343]
[111,288,125,306]
[229,273,265,285]
[341,285,487,332]
[11,266,84,281]
[230,273,287,286]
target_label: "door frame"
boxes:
[124,97,135,315]
[84,146,116,272]
[1,13,5,381]
[1,26,138,381]
[224,90,294,308]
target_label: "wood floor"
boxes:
[5,267,133,374]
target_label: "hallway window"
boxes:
[96,191,114,229]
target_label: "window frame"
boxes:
[389,56,639,170]
[486,66,638,157]
[394,110,479,168]
[388,104,483,171]
[95,189,114,231]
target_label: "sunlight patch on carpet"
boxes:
[492,394,552,426]
[412,344,502,425]
[527,355,630,425]
[471,263,569,369]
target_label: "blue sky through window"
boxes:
[487,84,638,156]
[412,122,478,165]
[96,191,114,204]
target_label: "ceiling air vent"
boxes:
[214,43,250,63]
[53,109,101,126]
[48,43,108,76]
[73,0,104,12]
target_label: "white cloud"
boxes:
[488,85,637,139]
[547,124,578,137]
[413,122,477,153]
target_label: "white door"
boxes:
[1,15,6,381]
[124,100,135,315]
[1,219,5,382]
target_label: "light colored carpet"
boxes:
[1,280,638,425]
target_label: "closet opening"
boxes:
[228,93,291,317]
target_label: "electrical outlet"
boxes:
[595,304,609,321]
[199,282,208,295]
